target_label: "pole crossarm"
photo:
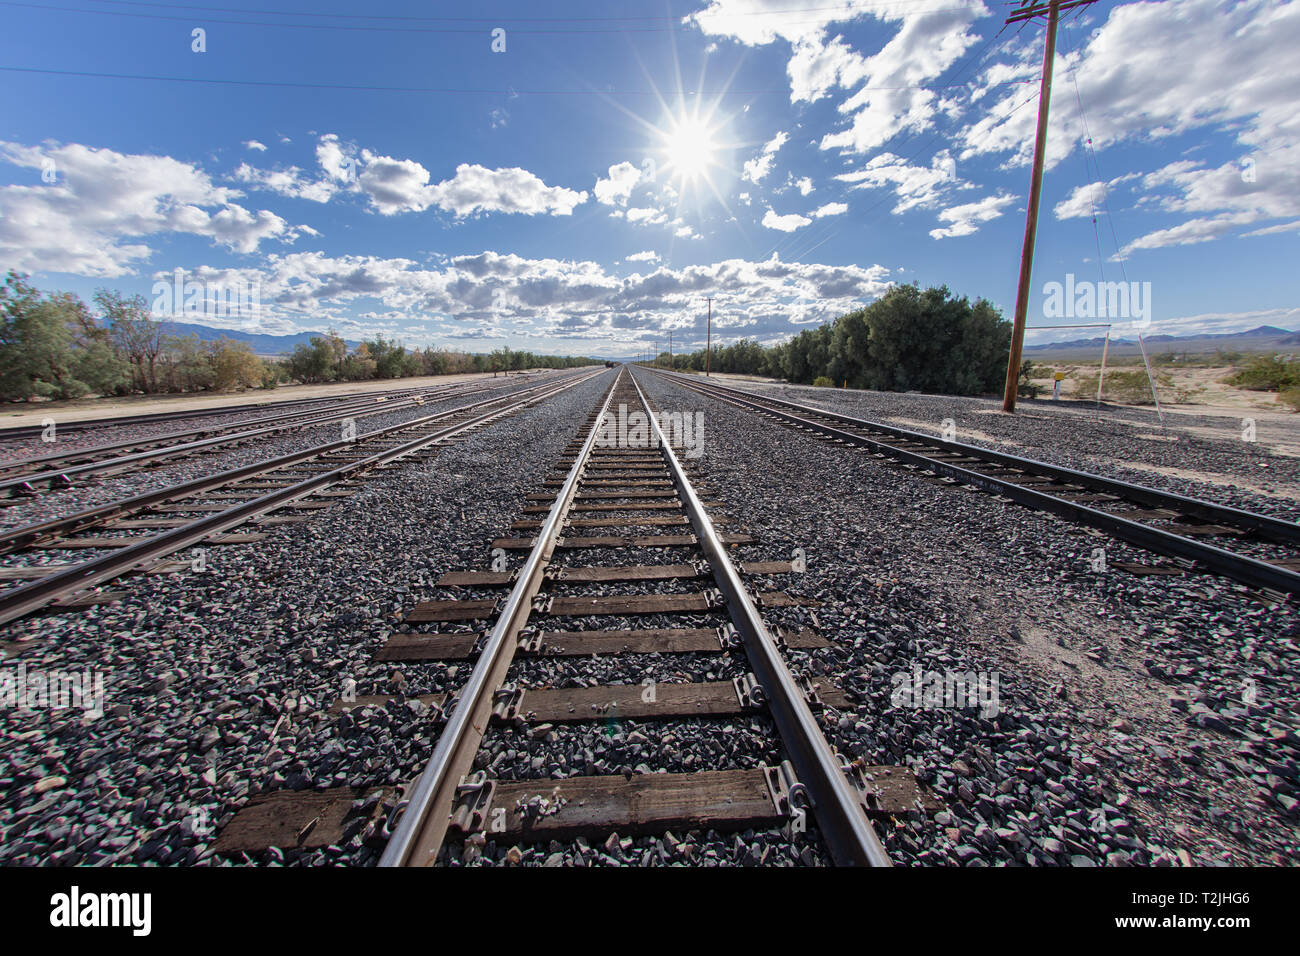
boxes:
[1007,0,1095,24]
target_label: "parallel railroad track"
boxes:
[212,366,935,866]
[0,370,600,627]
[0,373,567,496]
[0,374,548,443]
[653,369,1300,598]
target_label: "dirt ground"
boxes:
[703,366,1293,416]
[1031,364,1291,413]
[0,369,552,428]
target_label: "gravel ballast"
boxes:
[0,369,612,866]
[2,365,1296,867]
[706,377,1300,521]
[638,369,1300,866]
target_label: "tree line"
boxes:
[282,334,596,384]
[654,284,1015,396]
[0,271,598,402]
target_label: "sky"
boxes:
[0,0,1297,358]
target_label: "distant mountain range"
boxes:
[157,319,1300,362]
[158,321,358,357]
[1025,325,1300,359]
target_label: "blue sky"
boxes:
[1,0,1297,357]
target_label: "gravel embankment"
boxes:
[639,370,1300,866]
[3,365,1296,867]
[0,391,422,465]
[0,375,573,536]
[709,378,1300,521]
[0,370,612,866]
[0,376,553,464]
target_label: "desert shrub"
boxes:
[1074,369,1169,405]
[812,375,834,388]
[1226,355,1300,391]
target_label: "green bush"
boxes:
[1017,359,1039,398]
[1279,387,1300,412]
[670,284,1011,396]
[1073,369,1170,405]
[1226,355,1300,391]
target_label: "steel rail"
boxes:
[379,367,620,867]
[664,371,1300,545]
[0,376,537,441]
[0,370,600,626]
[629,368,891,867]
[0,392,428,492]
[0,386,417,442]
[0,373,570,493]
[658,370,1300,596]
[0,375,582,557]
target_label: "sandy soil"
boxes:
[0,370,551,428]
[1031,364,1291,413]
[697,367,1300,453]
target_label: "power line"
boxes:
[1059,20,1129,285]
[2,0,1015,35]
[0,63,1033,96]
[73,0,1018,25]
[1059,22,1110,285]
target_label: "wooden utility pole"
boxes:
[1000,0,1095,413]
[668,330,673,370]
[704,297,713,376]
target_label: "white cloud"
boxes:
[1242,219,1300,238]
[812,202,848,218]
[356,152,435,215]
[965,0,1300,251]
[233,162,337,203]
[794,176,815,196]
[695,3,986,151]
[837,151,962,215]
[181,249,892,352]
[430,164,587,218]
[317,134,356,183]
[353,153,588,218]
[626,250,659,262]
[0,140,288,276]
[821,5,985,155]
[1118,213,1254,255]
[688,0,872,47]
[928,194,1013,240]
[787,32,872,104]
[626,206,668,226]
[594,161,643,206]
[742,131,788,183]
[1054,181,1107,221]
[205,203,291,254]
[243,140,267,152]
[762,207,812,232]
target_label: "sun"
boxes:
[664,117,717,181]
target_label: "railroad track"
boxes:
[652,369,1300,598]
[0,374,547,443]
[0,370,600,627]
[0,373,561,496]
[212,365,934,866]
